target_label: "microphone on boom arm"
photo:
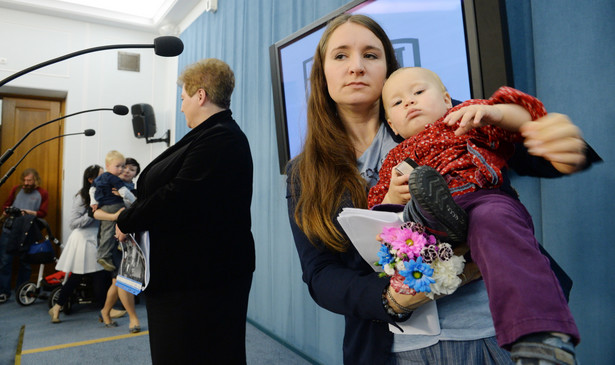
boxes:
[0,36,183,87]
[0,129,96,187]
[0,106,127,167]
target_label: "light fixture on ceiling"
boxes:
[204,0,217,13]
[0,0,205,32]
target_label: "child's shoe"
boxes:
[511,332,577,365]
[97,258,116,271]
[403,165,468,246]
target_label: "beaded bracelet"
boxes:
[382,287,411,321]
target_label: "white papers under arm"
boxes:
[140,231,150,289]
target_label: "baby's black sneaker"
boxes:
[403,165,468,246]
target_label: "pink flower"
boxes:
[427,234,437,245]
[391,228,427,260]
[380,226,402,244]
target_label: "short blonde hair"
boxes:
[387,67,448,92]
[177,58,235,109]
[105,150,125,166]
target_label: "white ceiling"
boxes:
[0,0,210,34]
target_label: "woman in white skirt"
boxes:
[94,157,142,333]
[48,165,125,323]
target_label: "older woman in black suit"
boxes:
[116,58,255,364]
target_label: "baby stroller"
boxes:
[2,210,62,306]
[6,212,98,312]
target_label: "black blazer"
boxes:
[117,110,255,294]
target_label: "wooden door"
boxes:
[0,96,64,284]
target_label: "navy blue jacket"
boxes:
[286,126,601,364]
[287,164,398,364]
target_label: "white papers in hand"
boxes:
[337,207,441,336]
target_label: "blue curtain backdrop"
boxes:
[176,1,614,364]
[516,2,614,362]
[176,2,350,364]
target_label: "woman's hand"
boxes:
[521,113,587,174]
[111,208,125,221]
[459,261,481,286]
[115,224,128,243]
[388,288,432,312]
[453,243,482,286]
[387,263,481,313]
[387,243,482,313]
[381,168,411,205]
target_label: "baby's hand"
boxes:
[381,167,411,205]
[443,104,503,136]
[90,204,98,212]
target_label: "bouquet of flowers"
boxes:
[375,222,465,299]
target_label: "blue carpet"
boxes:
[0,292,316,364]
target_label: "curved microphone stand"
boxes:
[0,129,95,187]
[0,36,183,87]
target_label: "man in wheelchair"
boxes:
[0,168,48,303]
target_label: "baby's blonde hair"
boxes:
[388,67,448,92]
[105,150,125,166]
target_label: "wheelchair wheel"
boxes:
[15,282,38,306]
[48,286,72,314]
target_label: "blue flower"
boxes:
[400,256,435,293]
[377,243,395,266]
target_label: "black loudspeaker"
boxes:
[131,103,157,138]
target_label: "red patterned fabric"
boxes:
[368,87,546,208]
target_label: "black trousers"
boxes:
[145,272,253,365]
[57,270,110,308]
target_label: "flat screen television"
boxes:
[269,0,512,173]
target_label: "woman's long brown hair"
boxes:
[290,14,398,252]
